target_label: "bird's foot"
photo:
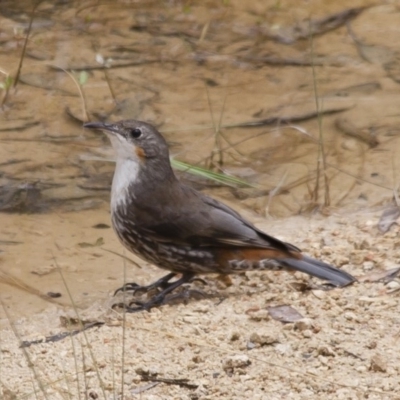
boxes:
[114,292,167,313]
[114,287,209,313]
[112,272,202,313]
[113,272,177,296]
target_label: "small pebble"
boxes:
[312,290,326,299]
[362,261,375,271]
[387,281,400,290]
[249,330,279,346]
[344,311,357,321]
[294,318,314,332]
[370,354,387,372]
[301,330,312,338]
[222,354,251,371]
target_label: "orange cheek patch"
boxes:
[135,146,146,159]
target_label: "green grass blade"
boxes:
[171,159,256,188]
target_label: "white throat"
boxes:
[111,158,140,210]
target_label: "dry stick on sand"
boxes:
[205,85,225,169]
[52,254,108,399]
[309,30,330,209]
[13,1,45,88]
[49,66,89,122]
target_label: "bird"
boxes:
[83,119,356,312]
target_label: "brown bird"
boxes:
[84,120,356,311]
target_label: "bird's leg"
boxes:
[116,272,196,313]
[113,272,177,296]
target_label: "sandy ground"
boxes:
[1,210,400,399]
[1,1,400,399]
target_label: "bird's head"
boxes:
[84,119,170,165]
[84,119,176,205]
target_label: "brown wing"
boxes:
[137,184,299,255]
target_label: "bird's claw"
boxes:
[113,282,142,295]
[112,292,166,313]
[112,273,208,313]
[113,272,177,296]
[112,288,208,313]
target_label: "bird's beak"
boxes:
[83,121,119,135]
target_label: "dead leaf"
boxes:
[131,382,159,395]
[267,305,304,323]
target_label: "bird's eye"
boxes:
[128,128,142,139]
